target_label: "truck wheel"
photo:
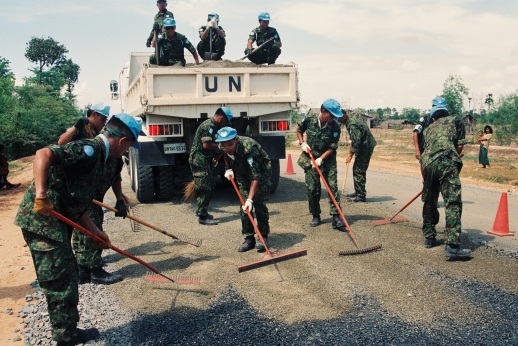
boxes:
[135,150,155,203]
[156,166,174,201]
[270,159,280,194]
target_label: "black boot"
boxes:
[444,245,472,261]
[57,327,100,346]
[424,237,441,248]
[310,215,321,227]
[78,265,91,284]
[255,236,268,252]
[238,237,256,252]
[90,266,123,285]
[331,215,345,229]
[198,215,219,225]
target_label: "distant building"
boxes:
[381,119,415,129]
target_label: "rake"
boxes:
[306,150,382,255]
[93,199,202,247]
[228,176,307,272]
[373,190,422,226]
[50,210,200,284]
[340,161,350,202]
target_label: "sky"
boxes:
[1,0,517,114]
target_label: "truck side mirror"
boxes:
[110,80,119,100]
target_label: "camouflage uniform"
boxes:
[297,115,341,216]
[149,32,196,66]
[188,118,219,218]
[344,112,377,199]
[197,25,226,60]
[228,136,272,238]
[420,115,466,245]
[247,27,281,64]
[14,137,109,342]
[147,10,174,42]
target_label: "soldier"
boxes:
[58,104,128,285]
[245,12,282,65]
[14,114,141,345]
[149,18,200,66]
[197,13,226,61]
[338,109,377,203]
[420,105,472,260]
[0,143,21,189]
[188,107,233,225]
[146,0,174,48]
[296,98,345,229]
[217,127,272,252]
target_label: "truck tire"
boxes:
[269,159,280,194]
[134,150,155,203]
[156,166,174,201]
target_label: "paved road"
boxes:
[280,154,518,255]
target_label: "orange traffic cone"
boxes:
[487,192,514,237]
[285,154,296,175]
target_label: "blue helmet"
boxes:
[91,103,110,118]
[432,97,446,107]
[208,13,219,21]
[218,106,233,124]
[258,12,270,21]
[163,18,176,27]
[322,98,343,119]
[215,127,237,142]
[430,106,449,120]
[112,113,142,149]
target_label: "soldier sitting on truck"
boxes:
[245,12,282,65]
[146,0,174,48]
[150,18,200,66]
[197,13,226,61]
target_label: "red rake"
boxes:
[306,150,382,255]
[373,190,422,226]
[228,176,307,273]
[50,210,200,284]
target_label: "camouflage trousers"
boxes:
[72,205,103,268]
[193,169,216,217]
[304,161,340,216]
[149,53,185,67]
[352,147,374,198]
[421,156,463,245]
[197,38,226,60]
[22,230,80,343]
[248,45,281,65]
[238,180,270,238]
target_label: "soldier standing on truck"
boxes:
[58,104,128,285]
[245,12,282,65]
[217,127,272,252]
[197,13,226,61]
[189,107,233,225]
[150,18,200,66]
[14,114,141,346]
[146,0,174,48]
[296,98,345,230]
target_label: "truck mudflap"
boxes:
[137,141,178,166]
[251,136,284,194]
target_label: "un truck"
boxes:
[112,52,299,203]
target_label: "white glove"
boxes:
[242,199,253,212]
[315,157,323,167]
[224,169,234,181]
[301,142,311,153]
[211,18,217,28]
[206,23,212,30]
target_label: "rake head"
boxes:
[338,244,382,256]
[238,249,308,273]
[145,272,201,285]
[171,234,203,247]
[373,217,409,226]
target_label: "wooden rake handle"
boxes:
[341,161,350,195]
[92,199,201,247]
[389,190,423,221]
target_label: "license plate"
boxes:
[164,143,186,154]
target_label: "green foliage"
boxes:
[491,91,518,144]
[400,108,421,123]
[442,75,469,116]
[56,58,80,98]
[25,36,68,84]
[289,109,304,125]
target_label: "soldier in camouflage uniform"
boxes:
[197,13,226,61]
[149,18,200,66]
[297,98,345,229]
[146,0,174,48]
[338,110,377,203]
[188,107,233,225]
[14,114,141,345]
[245,12,282,65]
[420,105,472,260]
[217,127,272,252]
[59,104,128,284]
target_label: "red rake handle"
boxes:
[389,190,422,221]
[49,210,177,284]
[228,176,272,257]
[307,150,361,250]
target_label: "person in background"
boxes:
[245,12,282,65]
[197,13,226,61]
[0,144,21,189]
[150,18,200,66]
[478,125,493,168]
[146,0,174,48]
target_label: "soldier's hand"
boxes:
[315,157,323,167]
[114,199,128,218]
[94,231,111,249]
[242,199,253,212]
[224,169,234,181]
[244,48,253,55]
[300,142,311,153]
[74,117,89,130]
[146,38,152,48]
[34,197,54,215]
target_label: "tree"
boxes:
[442,75,469,116]
[24,36,68,84]
[484,93,494,124]
[56,58,80,98]
[401,108,421,123]
[491,91,518,144]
